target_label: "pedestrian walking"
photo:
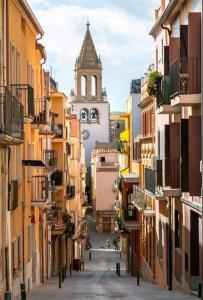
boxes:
[106,239,111,249]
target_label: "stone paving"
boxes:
[27,228,197,300]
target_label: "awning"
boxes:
[22,160,46,167]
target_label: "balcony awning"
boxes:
[22,160,46,167]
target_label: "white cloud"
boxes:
[30,3,156,110]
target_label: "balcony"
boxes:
[10,84,34,120]
[43,150,58,170]
[123,206,137,222]
[170,58,201,106]
[0,87,24,145]
[33,98,49,125]
[66,185,75,199]
[51,170,63,186]
[133,186,155,217]
[31,176,49,204]
[145,168,156,195]
[51,123,63,140]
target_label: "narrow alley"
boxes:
[27,227,197,300]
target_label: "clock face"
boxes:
[82,129,90,140]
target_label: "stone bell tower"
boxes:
[74,22,103,102]
[70,23,110,190]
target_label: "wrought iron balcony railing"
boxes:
[156,75,170,107]
[51,123,63,138]
[66,185,75,199]
[123,205,138,222]
[32,175,49,203]
[0,87,24,144]
[43,150,58,169]
[145,168,156,195]
[170,57,201,99]
[10,84,34,118]
[51,170,63,186]
[33,98,49,124]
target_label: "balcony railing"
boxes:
[43,150,58,169]
[51,170,63,186]
[33,98,49,124]
[10,84,34,118]
[0,87,24,144]
[170,57,201,99]
[156,75,170,107]
[51,124,63,138]
[145,168,156,195]
[32,176,48,203]
[124,205,137,222]
[66,185,75,199]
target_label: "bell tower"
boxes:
[70,23,110,169]
[74,22,103,102]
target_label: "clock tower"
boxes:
[70,23,110,179]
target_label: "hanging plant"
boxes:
[147,71,161,95]
[62,210,75,237]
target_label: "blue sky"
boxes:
[29,0,160,111]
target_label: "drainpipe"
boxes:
[201,2,203,298]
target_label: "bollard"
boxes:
[120,251,121,258]
[116,262,118,275]
[70,263,72,276]
[20,283,26,300]
[137,272,140,286]
[89,251,91,261]
[82,261,84,271]
[65,264,67,278]
[198,282,201,298]
[118,263,120,277]
[4,292,11,300]
[58,269,62,288]
[62,267,65,282]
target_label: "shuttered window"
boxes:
[188,116,201,196]
[181,119,189,191]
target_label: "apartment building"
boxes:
[150,0,202,294]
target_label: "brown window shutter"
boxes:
[180,25,188,58]
[188,13,201,94]
[170,123,180,188]
[189,116,201,196]
[169,37,180,65]
[181,119,189,191]
[164,46,169,75]
[11,180,18,210]
[165,125,171,186]
[157,160,163,186]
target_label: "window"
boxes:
[10,44,20,86]
[100,156,105,162]
[80,109,88,122]
[91,75,97,96]
[90,109,98,123]
[27,62,34,87]
[81,75,87,97]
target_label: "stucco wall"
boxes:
[96,171,118,211]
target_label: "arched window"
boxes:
[91,75,97,97]
[80,109,88,122]
[81,75,87,97]
[90,108,98,123]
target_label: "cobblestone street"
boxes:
[27,229,197,300]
